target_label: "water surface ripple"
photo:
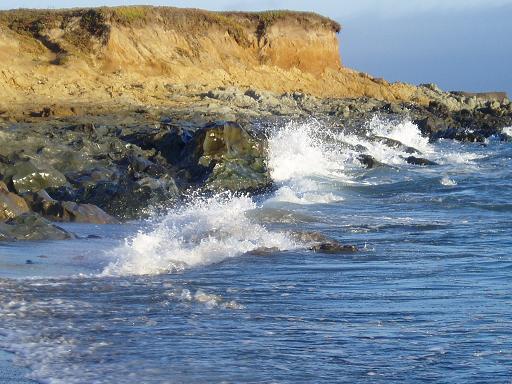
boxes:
[0,119,511,383]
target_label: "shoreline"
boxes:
[0,87,511,241]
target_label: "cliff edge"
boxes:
[0,6,430,116]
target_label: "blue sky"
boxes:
[2,0,511,96]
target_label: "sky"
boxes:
[1,0,511,96]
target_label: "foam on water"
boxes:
[368,115,432,154]
[102,193,296,276]
[337,116,434,165]
[0,278,244,384]
[79,118,492,276]
[267,120,347,182]
[1,116,510,384]
[267,185,342,205]
[440,176,457,186]
[104,120,362,276]
[266,121,348,204]
[337,116,486,167]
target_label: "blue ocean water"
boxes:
[0,118,511,383]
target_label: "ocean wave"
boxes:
[101,192,296,276]
[502,126,512,138]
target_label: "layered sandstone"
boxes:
[0,6,431,117]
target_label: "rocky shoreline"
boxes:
[1,84,511,241]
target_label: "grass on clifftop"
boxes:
[0,6,340,31]
[0,6,341,55]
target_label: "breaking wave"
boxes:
[265,120,348,205]
[103,116,485,277]
[502,126,512,138]
[102,193,296,276]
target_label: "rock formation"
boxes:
[0,6,436,118]
[0,6,510,241]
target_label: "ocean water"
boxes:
[1,117,511,383]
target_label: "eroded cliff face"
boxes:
[0,6,429,116]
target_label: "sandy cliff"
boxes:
[0,6,431,116]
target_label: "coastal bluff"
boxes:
[0,6,511,239]
[0,6,431,116]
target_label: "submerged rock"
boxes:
[0,212,75,241]
[357,154,383,169]
[291,231,357,254]
[372,136,421,154]
[248,246,280,256]
[405,156,438,166]
[310,242,358,254]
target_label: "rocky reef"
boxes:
[0,113,274,239]
[0,6,511,240]
[1,83,510,240]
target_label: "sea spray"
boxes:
[337,116,434,165]
[265,120,347,204]
[102,117,484,276]
[368,115,432,154]
[266,120,346,182]
[338,116,484,166]
[102,192,296,276]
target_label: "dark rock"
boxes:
[3,160,68,194]
[0,212,75,241]
[81,174,179,219]
[431,128,487,143]
[427,101,450,118]
[0,181,30,220]
[357,154,382,169]
[310,242,358,254]
[414,116,445,136]
[23,189,119,223]
[199,121,271,192]
[291,231,357,254]
[145,120,270,192]
[405,156,438,166]
[372,136,421,154]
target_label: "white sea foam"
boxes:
[502,126,512,137]
[440,176,457,186]
[102,117,485,276]
[102,192,296,276]
[267,185,342,205]
[267,120,347,182]
[337,116,434,165]
[368,116,432,154]
[167,288,244,309]
[338,116,486,167]
[265,121,347,204]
